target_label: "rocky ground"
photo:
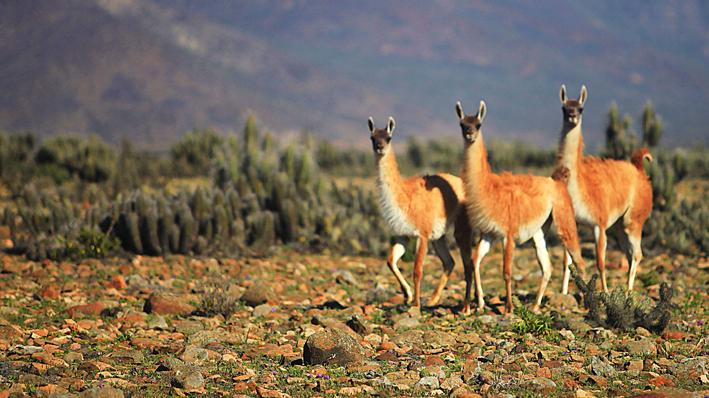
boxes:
[0,245,707,398]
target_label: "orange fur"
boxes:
[558,106,653,291]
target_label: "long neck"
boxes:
[557,123,584,175]
[462,134,492,197]
[377,148,404,192]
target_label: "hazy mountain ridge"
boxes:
[0,0,706,148]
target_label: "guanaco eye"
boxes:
[578,108,584,114]
[475,123,481,129]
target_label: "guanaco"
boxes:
[368,116,474,308]
[557,85,653,292]
[455,100,586,314]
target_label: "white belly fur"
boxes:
[378,182,419,236]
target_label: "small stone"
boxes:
[147,315,169,330]
[303,328,364,366]
[440,376,463,391]
[416,376,440,389]
[181,345,209,364]
[547,292,578,309]
[252,304,274,318]
[626,360,644,373]
[143,293,195,316]
[66,302,105,318]
[559,329,575,341]
[38,285,60,300]
[173,368,205,390]
[346,315,370,335]
[110,275,127,290]
[590,356,617,378]
[334,270,357,285]
[79,387,124,398]
[10,345,44,355]
[635,327,651,337]
[478,315,495,325]
[394,316,420,330]
[527,377,556,392]
[575,388,595,398]
[64,352,84,363]
[240,283,274,307]
[626,338,657,357]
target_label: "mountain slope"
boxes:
[0,0,706,147]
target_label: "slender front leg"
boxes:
[412,236,429,308]
[429,238,455,306]
[531,230,552,313]
[386,241,413,303]
[593,225,609,292]
[562,250,572,295]
[473,237,491,312]
[503,236,515,314]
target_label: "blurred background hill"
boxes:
[1,0,707,149]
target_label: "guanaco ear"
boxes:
[455,101,465,120]
[477,100,487,123]
[386,116,396,135]
[367,117,375,134]
[579,85,588,105]
[559,84,567,104]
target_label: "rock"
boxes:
[79,387,124,398]
[440,376,463,391]
[626,360,644,374]
[478,315,495,325]
[365,286,395,304]
[590,356,617,378]
[661,331,688,340]
[547,292,577,309]
[559,329,575,341]
[394,316,420,330]
[157,357,186,372]
[181,345,209,364]
[416,376,440,389]
[334,270,357,285]
[526,377,557,392]
[143,293,195,316]
[635,326,651,337]
[147,315,169,330]
[575,388,595,398]
[109,275,127,290]
[125,274,149,289]
[303,328,364,366]
[626,338,657,357]
[240,283,274,307]
[172,368,205,390]
[671,356,709,382]
[173,319,204,335]
[392,330,456,350]
[39,285,60,300]
[64,352,84,363]
[346,315,371,335]
[9,345,43,354]
[66,302,105,318]
[252,303,274,318]
[107,350,144,364]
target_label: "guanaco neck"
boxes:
[557,122,584,179]
[462,133,492,201]
[376,148,405,200]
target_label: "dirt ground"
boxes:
[0,244,707,397]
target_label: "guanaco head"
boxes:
[368,116,396,156]
[455,100,486,144]
[559,84,587,128]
